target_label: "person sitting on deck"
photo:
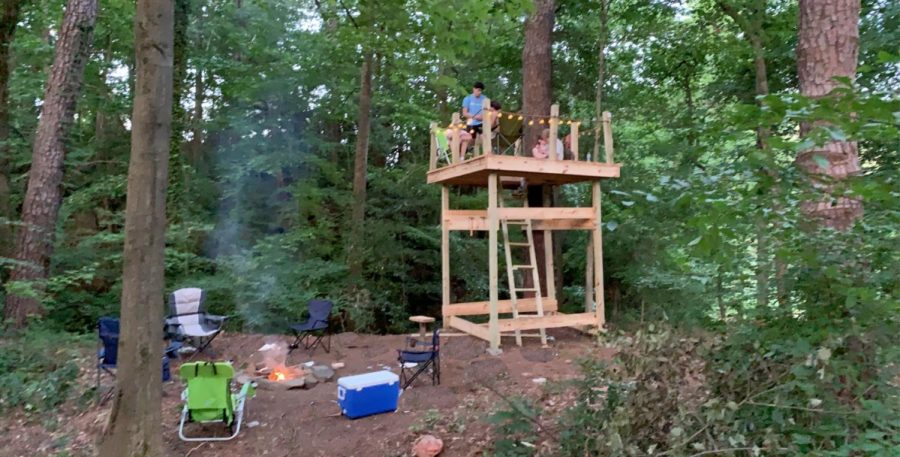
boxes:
[531,128,564,160]
[459,100,502,159]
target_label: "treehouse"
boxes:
[428,99,621,354]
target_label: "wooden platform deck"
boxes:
[427,154,621,187]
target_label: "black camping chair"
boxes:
[288,299,333,354]
[398,329,441,389]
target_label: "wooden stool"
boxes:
[409,315,436,341]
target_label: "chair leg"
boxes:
[288,331,304,353]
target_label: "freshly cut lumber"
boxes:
[443,298,558,317]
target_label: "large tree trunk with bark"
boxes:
[521,0,554,295]
[796,0,862,230]
[348,50,372,279]
[3,0,97,327]
[522,0,554,155]
[97,1,173,455]
[0,0,26,259]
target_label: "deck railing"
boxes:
[428,98,614,172]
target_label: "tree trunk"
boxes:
[522,0,554,155]
[718,0,772,310]
[97,0,173,455]
[348,51,372,279]
[591,0,608,161]
[796,0,862,230]
[3,0,97,328]
[189,69,204,169]
[0,0,26,259]
[521,0,554,296]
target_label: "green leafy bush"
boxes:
[0,327,89,413]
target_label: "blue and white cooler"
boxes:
[337,370,400,419]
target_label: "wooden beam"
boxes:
[592,181,605,329]
[445,216,595,231]
[443,298,559,317]
[549,104,559,161]
[448,207,594,220]
[448,316,490,342]
[429,122,437,171]
[451,112,461,163]
[425,154,621,186]
[584,236,593,312]
[571,122,580,160]
[487,173,500,352]
[602,111,614,164]
[441,185,450,324]
[482,97,492,156]
[496,312,599,332]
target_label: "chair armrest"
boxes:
[405,336,434,348]
[202,314,227,327]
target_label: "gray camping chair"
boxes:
[165,288,226,354]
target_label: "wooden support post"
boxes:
[602,111,614,164]
[482,98,492,156]
[585,236,593,312]
[451,112,461,163]
[487,173,501,354]
[441,185,450,326]
[571,122,580,161]
[549,104,559,161]
[429,122,438,170]
[543,191,556,314]
[592,181,605,329]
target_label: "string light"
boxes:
[528,120,534,125]
[539,119,545,124]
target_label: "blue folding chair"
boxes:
[97,316,179,400]
[288,299,333,354]
[398,329,441,389]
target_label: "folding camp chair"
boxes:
[494,115,523,156]
[165,288,226,354]
[397,329,440,389]
[433,127,452,165]
[178,361,256,442]
[97,316,178,400]
[288,299,333,354]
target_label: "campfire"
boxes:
[266,365,303,382]
[250,339,320,390]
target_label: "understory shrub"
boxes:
[558,320,900,456]
[0,326,89,413]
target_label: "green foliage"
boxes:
[486,395,543,457]
[554,317,899,456]
[0,326,88,413]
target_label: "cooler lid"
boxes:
[338,370,399,390]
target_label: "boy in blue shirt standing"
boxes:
[460,82,486,157]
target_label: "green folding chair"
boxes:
[495,116,523,155]
[433,127,452,165]
[178,361,256,442]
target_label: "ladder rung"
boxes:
[508,242,530,247]
[504,220,529,225]
[512,265,534,269]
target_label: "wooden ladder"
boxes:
[500,198,548,347]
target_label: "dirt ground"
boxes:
[0,329,616,457]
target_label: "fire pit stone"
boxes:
[311,365,335,382]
